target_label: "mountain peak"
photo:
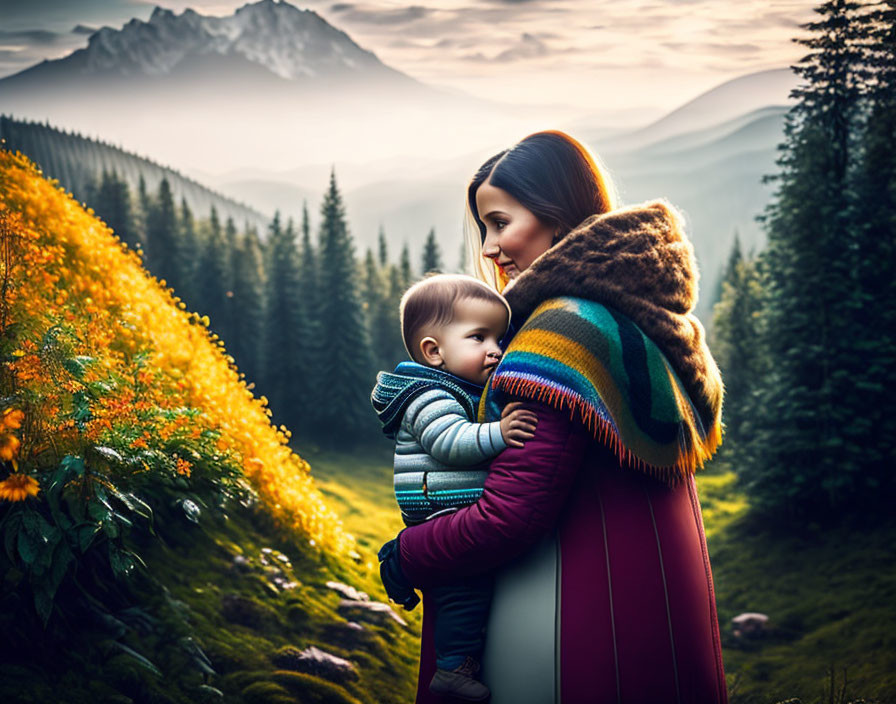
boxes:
[80,0,396,80]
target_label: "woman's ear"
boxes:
[419,337,443,367]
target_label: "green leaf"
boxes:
[87,498,112,524]
[33,583,54,627]
[47,539,74,597]
[78,524,100,553]
[93,446,124,464]
[108,547,136,578]
[62,355,96,380]
[61,455,86,477]
[4,512,22,563]
[109,641,162,677]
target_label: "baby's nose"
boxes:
[486,351,502,360]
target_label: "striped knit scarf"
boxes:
[371,361,484,439]
[479,297,722,484]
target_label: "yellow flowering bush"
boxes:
[0,147,352,621]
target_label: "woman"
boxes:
[380,130,727,704]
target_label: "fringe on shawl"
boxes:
[484,298,723,486]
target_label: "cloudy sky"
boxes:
[0,0,817,116]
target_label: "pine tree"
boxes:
[297,201,322,414]
[378,225,389,268]
[221,216,240,345]
[421,227,443,274]
[91,169,139,250]
[231,227,266,389]
[746,0,871,518]
[385,264,407,363]
[399,242,413,289]
[136,175,151,254]
[262,212,312,435]
[846,0,896,494]
[175,198,200,307]
[362,248,395,372]
[709,239,765,474]
[315,169,374,444]
[196,207,231,340]
[145,177,178,290]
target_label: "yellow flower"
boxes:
[0,473,40,501]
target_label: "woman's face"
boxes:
[476,179,557,279]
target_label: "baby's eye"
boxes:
[469,334,484,342]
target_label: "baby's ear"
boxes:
[419,337,442,367]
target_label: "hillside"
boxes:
[0,147,419,702]
[0,116,269,233]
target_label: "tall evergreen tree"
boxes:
[710,240,766,474]
[175,198,200,307]
[231,227,266,389]
[747,0,872,518]
[297,201,322,413]
[262,212,311,434]
[197,207,231,339]
[136,175,151,254]
[221,216,240,345]
[847,0,896,492]
[421,227,443,274]
[315,169,374,443]
[385,264,407,363]
[362,248,395,372]
[145,177,178,290]
[93,170,139,250]
[378,225,389,268]
[399,242,413,289]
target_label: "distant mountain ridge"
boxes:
[7,0,411,85]
[0,115,269,233]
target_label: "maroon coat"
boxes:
[399,402,728,704]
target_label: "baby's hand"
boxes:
[499,401,538,448]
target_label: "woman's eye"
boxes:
[495,221,507,231]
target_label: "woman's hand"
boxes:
[499,401,538,448]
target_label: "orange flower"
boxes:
[0,434,20,461]
[0,473,40,501]
[1,409,24,430]
[175,457,192,477]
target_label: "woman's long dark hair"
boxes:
[463,130,617,288]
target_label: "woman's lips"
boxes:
[497,261,518,278]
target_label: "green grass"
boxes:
[5,444,890,704]
[308,449,896,704]
[0,451,422,704]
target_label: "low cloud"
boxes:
[0,29,61,45]
[328,3,431,25]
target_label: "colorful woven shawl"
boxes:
[478,297,722,483]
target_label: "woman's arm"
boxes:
[397,401,590,587]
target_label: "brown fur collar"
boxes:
[503,199,724,430]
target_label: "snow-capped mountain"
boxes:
[81,1,403,81]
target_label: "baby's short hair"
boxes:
[400,273,511,363]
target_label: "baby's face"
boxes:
[426,297,507,385]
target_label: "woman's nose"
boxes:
[482,231,500,259]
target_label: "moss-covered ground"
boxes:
[2,446,891,703]
[0,444,422,703]
[309,450,896,704]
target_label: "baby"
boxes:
[371,273,537,702]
